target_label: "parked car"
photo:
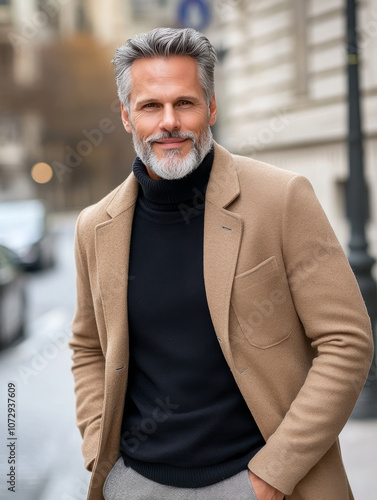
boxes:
[0,245,27,350]
[0,199,55,270]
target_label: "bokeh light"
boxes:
[31,162,54,184]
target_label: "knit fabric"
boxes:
[120,148,264,487]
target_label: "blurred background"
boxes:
[0,0,376,499]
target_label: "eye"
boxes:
[143,103,158,109]
[178,100,192,106]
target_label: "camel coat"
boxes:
[70,142,373,500]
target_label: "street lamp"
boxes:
[346,0,377,418]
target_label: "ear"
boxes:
[209,94,217,126]
[121,104,132,134]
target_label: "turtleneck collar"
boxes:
[132,146,214,211]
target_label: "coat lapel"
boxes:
[95,173,139,366]
[204,143,242,363]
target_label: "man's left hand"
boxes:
[248,470,284,500]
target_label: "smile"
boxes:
[154,139,188,148]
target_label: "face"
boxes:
[121,55,217,180]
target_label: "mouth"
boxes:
[154,138,188,149]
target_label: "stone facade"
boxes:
[217,0,377,267]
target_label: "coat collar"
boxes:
[105,170,139,219]
[206,141,240,209]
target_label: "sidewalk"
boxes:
[339,419,377,500]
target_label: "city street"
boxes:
[0,213,91,500]
[0,213,376,500]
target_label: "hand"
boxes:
[248,470,284,500]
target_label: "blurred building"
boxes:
[217,0,377,263]
[0,0,135,211]
[0,0,228,211]
[0,0,41,201]
[0,0,227,211]
[3,0,376,264]
[86,0,177,41]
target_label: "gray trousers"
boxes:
[103,457,258,500]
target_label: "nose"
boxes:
[159,105,180,132]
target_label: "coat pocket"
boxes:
[231,257,293,349]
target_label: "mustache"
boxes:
[145,131,196,144]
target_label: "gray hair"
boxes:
[112,27,217,111]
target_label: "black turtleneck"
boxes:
[120,147,265,487]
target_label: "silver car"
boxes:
[0,245,26,349]
[0,199,55,270]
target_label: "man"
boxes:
[69,28,373,500]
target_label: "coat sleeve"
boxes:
[248,175,374,495]
[69,210,105,471]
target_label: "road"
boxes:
[0,212,376,500]
[0,213,90,500]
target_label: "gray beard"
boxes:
[131,127,213,180]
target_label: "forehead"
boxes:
[129,56,204,102]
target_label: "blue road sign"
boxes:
[177,0,211,31]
